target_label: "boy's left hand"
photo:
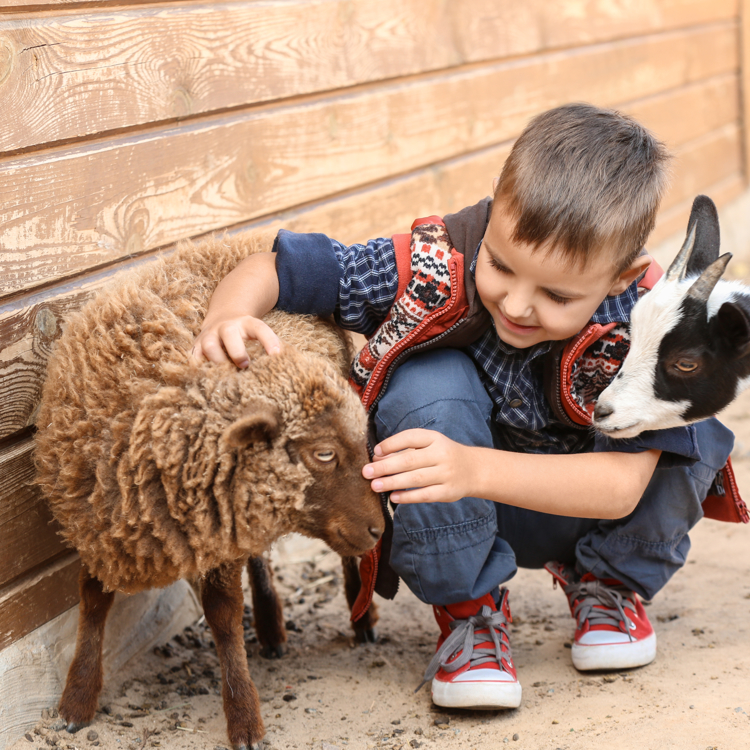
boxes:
[362,429,474,503]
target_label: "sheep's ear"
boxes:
[715,300,750,356]
[685,195,720,276]
[226,400,280,447]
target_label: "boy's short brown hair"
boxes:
[494,103,671,273]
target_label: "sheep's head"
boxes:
[224,350,384,556]
[593,195,750,438]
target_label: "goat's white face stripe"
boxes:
[594,276,692,438]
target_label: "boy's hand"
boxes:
[362,429,475,503]
[191,315,282,368]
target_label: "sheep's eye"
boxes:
[313,449,336,463]
[675,360,698,373]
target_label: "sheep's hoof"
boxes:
[233,744,264,750]
[65,721,87,734]
[260,643,286,659]
[354,627,378,644]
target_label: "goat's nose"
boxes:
[594,402,614,421]
[368,525,383,542]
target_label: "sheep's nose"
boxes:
[368,526,383,542]
[594,402,614,421]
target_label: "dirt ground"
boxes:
[12,400,750,750]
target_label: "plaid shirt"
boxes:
[327,237,638,455]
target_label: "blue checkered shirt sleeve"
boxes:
[331,238,399,337]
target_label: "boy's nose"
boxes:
[502,291,533,320]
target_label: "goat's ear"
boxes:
[715,301,750,355]
[685,195,721,276]
[226,400,280,447]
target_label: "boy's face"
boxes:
[475,205,648,349]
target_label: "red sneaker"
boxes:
[419,589,522,709]
[545,562,657,671]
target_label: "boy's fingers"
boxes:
[374,429,435,457]
[197,335,231,364]
[242,318,282,356]
[220,326,252,368]
[369,468,431,493]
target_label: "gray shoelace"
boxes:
[417,605,512,692]
[563,578,637,641]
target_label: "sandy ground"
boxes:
[11,400,750,750]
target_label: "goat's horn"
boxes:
[686,252,732,302]
[665,221,697,281]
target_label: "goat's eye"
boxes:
[675,360,698,373]
[313,449,336,463]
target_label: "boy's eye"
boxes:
[488,255,511,273]
[545,290,572,306]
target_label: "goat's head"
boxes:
[225,351,385,556]
[593,195,750,439]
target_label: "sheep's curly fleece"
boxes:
[35,233,359,594]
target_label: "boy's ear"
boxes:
[607,254,652,296]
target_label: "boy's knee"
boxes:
[389,500,515,605]
[374,349,493,442]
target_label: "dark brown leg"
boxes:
[341,556,379,643]
[202,562,264,750]
[247,556,287,659]
[60,568,116,733]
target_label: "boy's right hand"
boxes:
[191,314,282,369]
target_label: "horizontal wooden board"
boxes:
[650,172,746,247]
[0,438,68,589]
[0,551,80,651]
[624,73,739,148]
[0,1,737,151]
[661,123,743,212]
[742,0,750,178]
[0,23,739,299]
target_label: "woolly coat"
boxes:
[35,234,367,594]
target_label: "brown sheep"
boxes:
[34,232,385,750]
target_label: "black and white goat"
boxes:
[593,195,750,439]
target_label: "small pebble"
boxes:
[552,720,559,725]
[87,731,99,741]
[513,734,520,741]
[282,693,297,702]
[690,705,695,709]
[432,716,450,726]
[304,708,316,714]
[391,719,401,725]
[25,735,34,743]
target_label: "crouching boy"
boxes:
[193,103,738,709]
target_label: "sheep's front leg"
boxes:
[341,555,379,643]
[247,556,287,658]
[202,562,264,750]
[60,568,116,732]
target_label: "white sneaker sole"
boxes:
[431,678,522,709]
[572,632,657,671]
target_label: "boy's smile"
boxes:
[475,205,649,348]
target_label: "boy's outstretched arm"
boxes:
[192,252,282,367]
[363,429,660,520]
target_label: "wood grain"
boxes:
[741,0,750,180]
[0,24,739,299]
[0,438,68,590]
[0,1,738,152]
[0,552,80,651]
[651,172,746,245]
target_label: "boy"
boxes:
[192,104,735,709]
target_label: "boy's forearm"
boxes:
[203,252,279,324]
[468,446,661,519]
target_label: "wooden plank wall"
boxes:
[1,0,748,651]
